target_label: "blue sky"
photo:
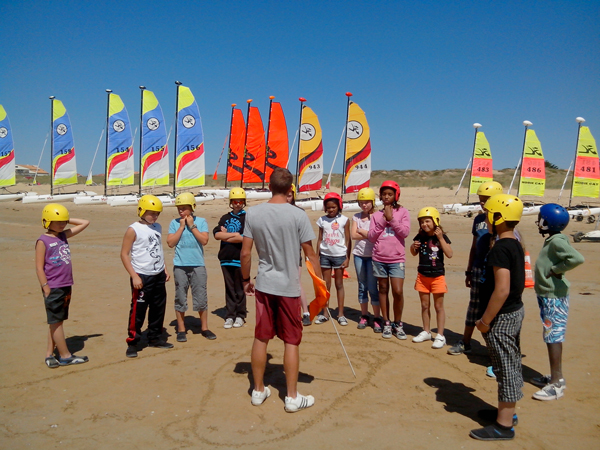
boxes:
[1,0,599,177]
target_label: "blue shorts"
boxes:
[537,295,569,343]
[320,254,346,269]
[372,261,405,279]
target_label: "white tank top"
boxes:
[130,221,165,275]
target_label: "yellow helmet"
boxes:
[291,183,296,199]
[357,187,376,202]
[138,195,163,218]
[175,192,196,211]
[477,181,503,197]
[484,194,523,226]
[417,206,441,226]
[42,203,69,229]
[229,187,246,203]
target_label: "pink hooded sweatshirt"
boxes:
[367,207,410,263]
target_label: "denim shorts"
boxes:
[372,261,405,279]
[320,254,346,269]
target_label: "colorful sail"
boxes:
[469,131,493,194]
[175,86,205,188]
[52,99,78,186]
[242,106,266,184]
[226,108,245,182]
[106,94,134,186]
[298,106,323,192]
[141,90,169,187]
[518,129,545,197]
[0,105,15,187]
[264,101,289,183]
[344,102,371,193]
[572,126,599,198]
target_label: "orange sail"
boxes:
[226,108,245,182]
[242,106,266,184]
[264,101,289,183]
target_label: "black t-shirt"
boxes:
[479,238,525,316]
[413,233,451,277]
[212,211,246,264]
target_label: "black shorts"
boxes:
[44,286,72,324]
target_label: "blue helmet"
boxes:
[538,203,569,234]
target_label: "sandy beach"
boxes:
[1,185,599,449]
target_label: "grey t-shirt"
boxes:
[244,202,316,297]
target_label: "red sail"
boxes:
[265,102,289,182]
[242,106,266,184]
[226,108,245,182]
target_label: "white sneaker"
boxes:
[233,317,244,328]
[412,331,432,343]
[532,380,566,401]
[432,334,446,349]
[224,318,234,329]
[284,393,315,412]
[251,386,271,406]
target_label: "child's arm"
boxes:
[550,239,585,275]
[389,208,410,239]
[367,213,385,243]
[120,228,143,289]
[476,266,510,332]
[436,229,453,258]
[35,240,51,298]
[188,216,209,246]
[350,218,366,241]
[63,218,90,238]
[465,235,478,288]
[215,226,243,243]
[409,238,420,256]
[167,218,185,248]
[343,220,352,268]
[316,227,324,257]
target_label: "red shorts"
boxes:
[414,273,447,294]
[255,290,303,345]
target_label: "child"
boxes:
[213,188,247,329]
[35,204,90,368]
[409,207,452,348]
[350,187,381,331]
[531,203,584,401]
[167,192,215,342]
[316,192,352,325]
[121,195,172,358]
[448,181,504,356]
[471,194,524,441]
[367,181,410,339]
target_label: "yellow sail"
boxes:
[572,126,599,198]
[297,106,323,192]
[518,129,545,197]
[344,102,371,193]
[469,131,493,194]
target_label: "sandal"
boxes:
[45,356,59,369]
[58,354,89,366]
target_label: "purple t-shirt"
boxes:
[37,232,74,288]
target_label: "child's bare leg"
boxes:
[419,292,431,332]
[497,401,517,428]
[198,309,209,332]
[433,293,445,336]
[372,303,381,318]
[334,268,345,317]
[462,325,475,345]
[377,277,390,321]
[391,277,404,323]
[49,322,70,359]
[321,268,332,316]
[360,302,369,316]
[175,310,186,333]
[547,342,563,383]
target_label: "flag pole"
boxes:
[569,117,586,208]
[340,92,352,196]
[295,98,306,188]
[466,123,482,204]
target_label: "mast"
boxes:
[262,96,275,189]
[295,97,306,187]
[569,117,586,207]
[104,89,112,197]
[340,92,352,196]
[515,120,532,197]
[173,81,182,196]
[224,104,236,189]
[138,86,145,195]
[49,96,55,196]
[241,99,252,188]
[466,123,482,204]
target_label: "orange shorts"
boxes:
[414,273,447,294]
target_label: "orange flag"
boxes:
[306,258,330,320]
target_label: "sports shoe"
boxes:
[382,321,392,339]
[337,316,348,326]
[533,380,566,401]
[486,366,496,378]
[45,356,59,368]
[530,374,554,388]
[224,318,234,329]
[477,409,518,426]
[302,314,311,326]
[393,322,407,340]
[126,346,138,358]
[58,354,89,366]
[432,334,446,349]
[201,330,217,340]
[412,330,432,343]
[470,423,515,441]
[251,386,271,406]
[233,317,245,328]
[373,318,383,333]
[284,393,315,412]
[357,315,368,330]
[314,314,329,324]
[177,331,187,342]
[148,340,174,349]
[447,340,472,355]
